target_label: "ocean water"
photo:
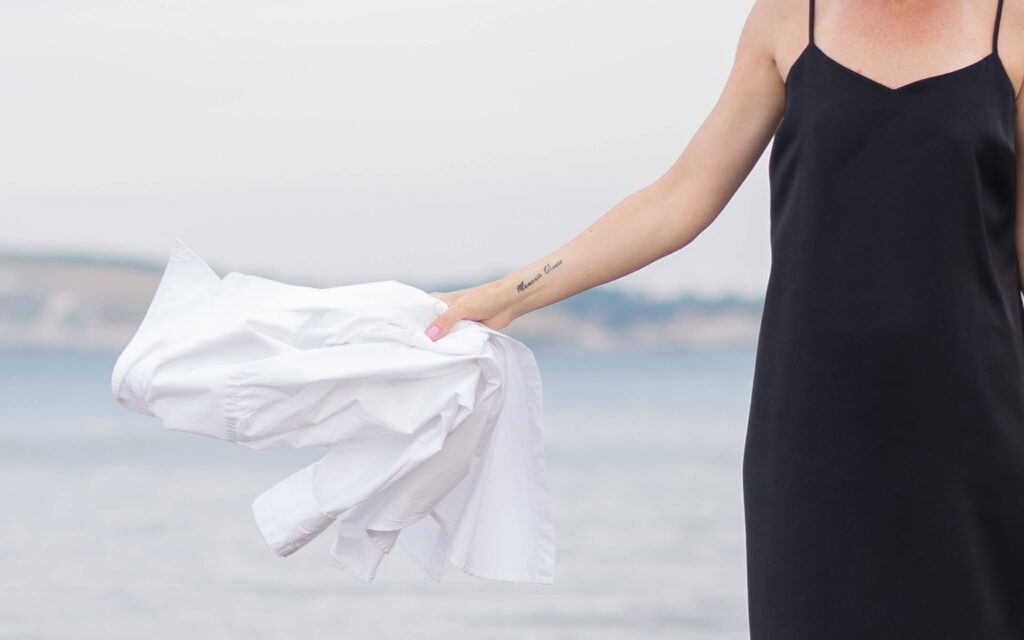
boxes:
[0,344,755,639]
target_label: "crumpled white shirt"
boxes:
[110,239,556,584]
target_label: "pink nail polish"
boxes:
[426,325,440,340]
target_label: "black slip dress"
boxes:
[743,0,1024,636]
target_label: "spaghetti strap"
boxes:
[808,0,815,45]
[993,0,1004,53]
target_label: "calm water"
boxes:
[0,344,755,639]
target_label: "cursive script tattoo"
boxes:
[516,258,563,293]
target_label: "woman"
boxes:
[425,0,1024,637]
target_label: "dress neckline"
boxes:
[785,41,1015,99]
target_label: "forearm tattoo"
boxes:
[516,258,563,293]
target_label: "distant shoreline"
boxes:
[0,249,764,351]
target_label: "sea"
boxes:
[0,344,755,639]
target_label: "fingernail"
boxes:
[426,325,440,340]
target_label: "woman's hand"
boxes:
[424,279,517,341]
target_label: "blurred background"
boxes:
[1,1,767,638]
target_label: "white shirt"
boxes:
[111,239,556,584]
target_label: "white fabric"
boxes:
[110,239,556,584]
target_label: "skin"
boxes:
[424,0,1024,341]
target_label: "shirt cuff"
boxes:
[250,462,335,557]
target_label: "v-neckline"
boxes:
[804,42,998,93]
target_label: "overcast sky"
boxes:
[1,0,770,300]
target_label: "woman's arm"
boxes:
[1016,62,1024,293]
[426,0,788,341]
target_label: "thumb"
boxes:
[424,293,461,342]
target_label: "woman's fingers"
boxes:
[425,292,461,341]
[425,283,513,341]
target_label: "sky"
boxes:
[1,0,770,300]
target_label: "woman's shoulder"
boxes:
[738,0,811,87]
[997,0,1024,99]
